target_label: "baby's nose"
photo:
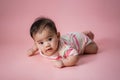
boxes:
[45,42,50,47]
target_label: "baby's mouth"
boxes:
[46,48,53,52]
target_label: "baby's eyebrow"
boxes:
[36,34,53,43]
[47,35,53,37]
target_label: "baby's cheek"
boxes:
[55,42,59,49]
[38,46,44,53]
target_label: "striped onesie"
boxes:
[39,32,92,60]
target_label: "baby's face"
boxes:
[33,28,60,56]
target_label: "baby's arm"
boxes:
[62,55,79,67]
[27,43,38,56]
[52,55,79,68]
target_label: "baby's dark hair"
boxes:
[30,17,57,38]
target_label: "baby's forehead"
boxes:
[33,28,55,41]
[39,26,55,33]
[39,27,54,35]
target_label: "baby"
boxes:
[27,17,98,68]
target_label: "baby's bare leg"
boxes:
[84,42,98,54]
[82,31,94,40]
[82,31,98,54]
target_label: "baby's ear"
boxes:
[57,32,60,39]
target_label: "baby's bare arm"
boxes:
[51,55,79,68]
[62,55,79,67]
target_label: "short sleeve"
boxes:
[64,48,79,57]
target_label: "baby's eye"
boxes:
[39,42,43,45]
[48,38,52,41]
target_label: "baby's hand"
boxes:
[27,43,38,56]
[52,60,64,68]
[62,55,79,67]
[27,48,35,56]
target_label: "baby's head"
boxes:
[30,17,60,56]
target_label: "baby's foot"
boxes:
[83,31,94,40]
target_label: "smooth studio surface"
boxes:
[0,0,120,80]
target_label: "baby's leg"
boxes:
[82,31,98,54]
[84,41,98,54]
[82,31,94,40]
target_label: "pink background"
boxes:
[0,0,120,80]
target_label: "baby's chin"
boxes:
[43,51,55,56]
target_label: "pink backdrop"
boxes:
[0,0,120,80]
